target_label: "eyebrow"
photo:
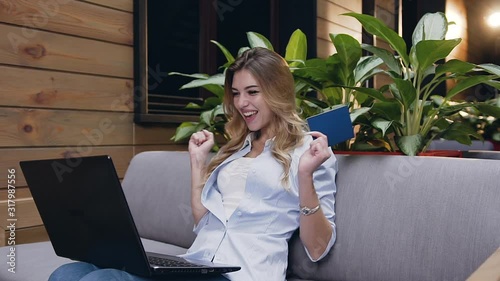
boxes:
[232,85,259,91]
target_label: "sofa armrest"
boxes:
[467,247,500,281]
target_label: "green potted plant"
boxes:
[170,30,386,151]
[337,12,500,155]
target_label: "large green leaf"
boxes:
[475,103,500,118]
[330,33,361,83]
[435,59,475,77]
[350,107,371,122]
[354,56,384,83]
[285,29,307,62]
[371,101,402,122]
[180,73,225,89]
[247,32,274,50]
[172,122,204,142]
[440,122,482,145]
[372,118,394,136]
[343,13,409,65]
[415,39,461,73]
[168,72,209,79]
[412,12,447,45]
[396,134,424,156]
[350,86,388,102]
[294,58,330,82]
[446,75,496,100]
[210,40,235,64]
[202,84,225,98]
[202,96,223,109]
[391,79,417,109]
[477,63,500,76]
[322,87,343,105]
[361,44,402,75]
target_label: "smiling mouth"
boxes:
[243,111,257,118]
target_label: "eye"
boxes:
[248,90,259,95]
[232,91,240,96]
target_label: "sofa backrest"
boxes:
[121,151,197,249]
[122,151,500,281]
[288,154,500,281]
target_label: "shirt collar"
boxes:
[240,132,275,151]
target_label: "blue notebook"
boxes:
[306,104,354,146]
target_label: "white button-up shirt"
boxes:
[181,134,337,281]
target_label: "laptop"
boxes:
[20,155,241,277]
[306,104,354,146]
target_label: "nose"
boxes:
[235,94,249,108]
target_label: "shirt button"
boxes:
[246,193,252,199]
[237,211,242,216]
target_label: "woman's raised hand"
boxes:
[188,130,215,159]
[299,131,331,175]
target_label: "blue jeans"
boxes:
[49,262,230,281]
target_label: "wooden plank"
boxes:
[0,0,132,45]
[317,18,362,43]
[83,0,133,12]
[0,65,133,112]
[0,187,31,200]
[0,107,133,147]
[1,225,49,246]
[327,0,362,13]
[133,123,179,145]
[0,198,42,229]
[0,146,134,188]
[317,0,362,33]
[0,23,133,77]
[317,38,335,59]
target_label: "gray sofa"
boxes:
[1,151,499,281]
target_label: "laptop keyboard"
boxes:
[148,256,201,268]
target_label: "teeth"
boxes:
[243,111,257,117]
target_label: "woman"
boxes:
[184,47,337,281]
[49,47,337,281]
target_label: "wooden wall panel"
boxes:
[0,0,142,246]
[0,23,133,77]
[0,65,133,111]
[327,0,362,13]
[83,0,133,12]
[317,0,362,34]
[134,124,179,145]
[0,108,133,147]
[0,0,132,45]
[317,18,362,45]
[0,146,134,188]
[316,0,362,58]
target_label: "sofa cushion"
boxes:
[288,155,500,281]
[0,239,188,281]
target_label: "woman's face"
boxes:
[231,69,274,137]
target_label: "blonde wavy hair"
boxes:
[205,47,307,187]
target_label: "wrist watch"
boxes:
[299,204,320,216]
